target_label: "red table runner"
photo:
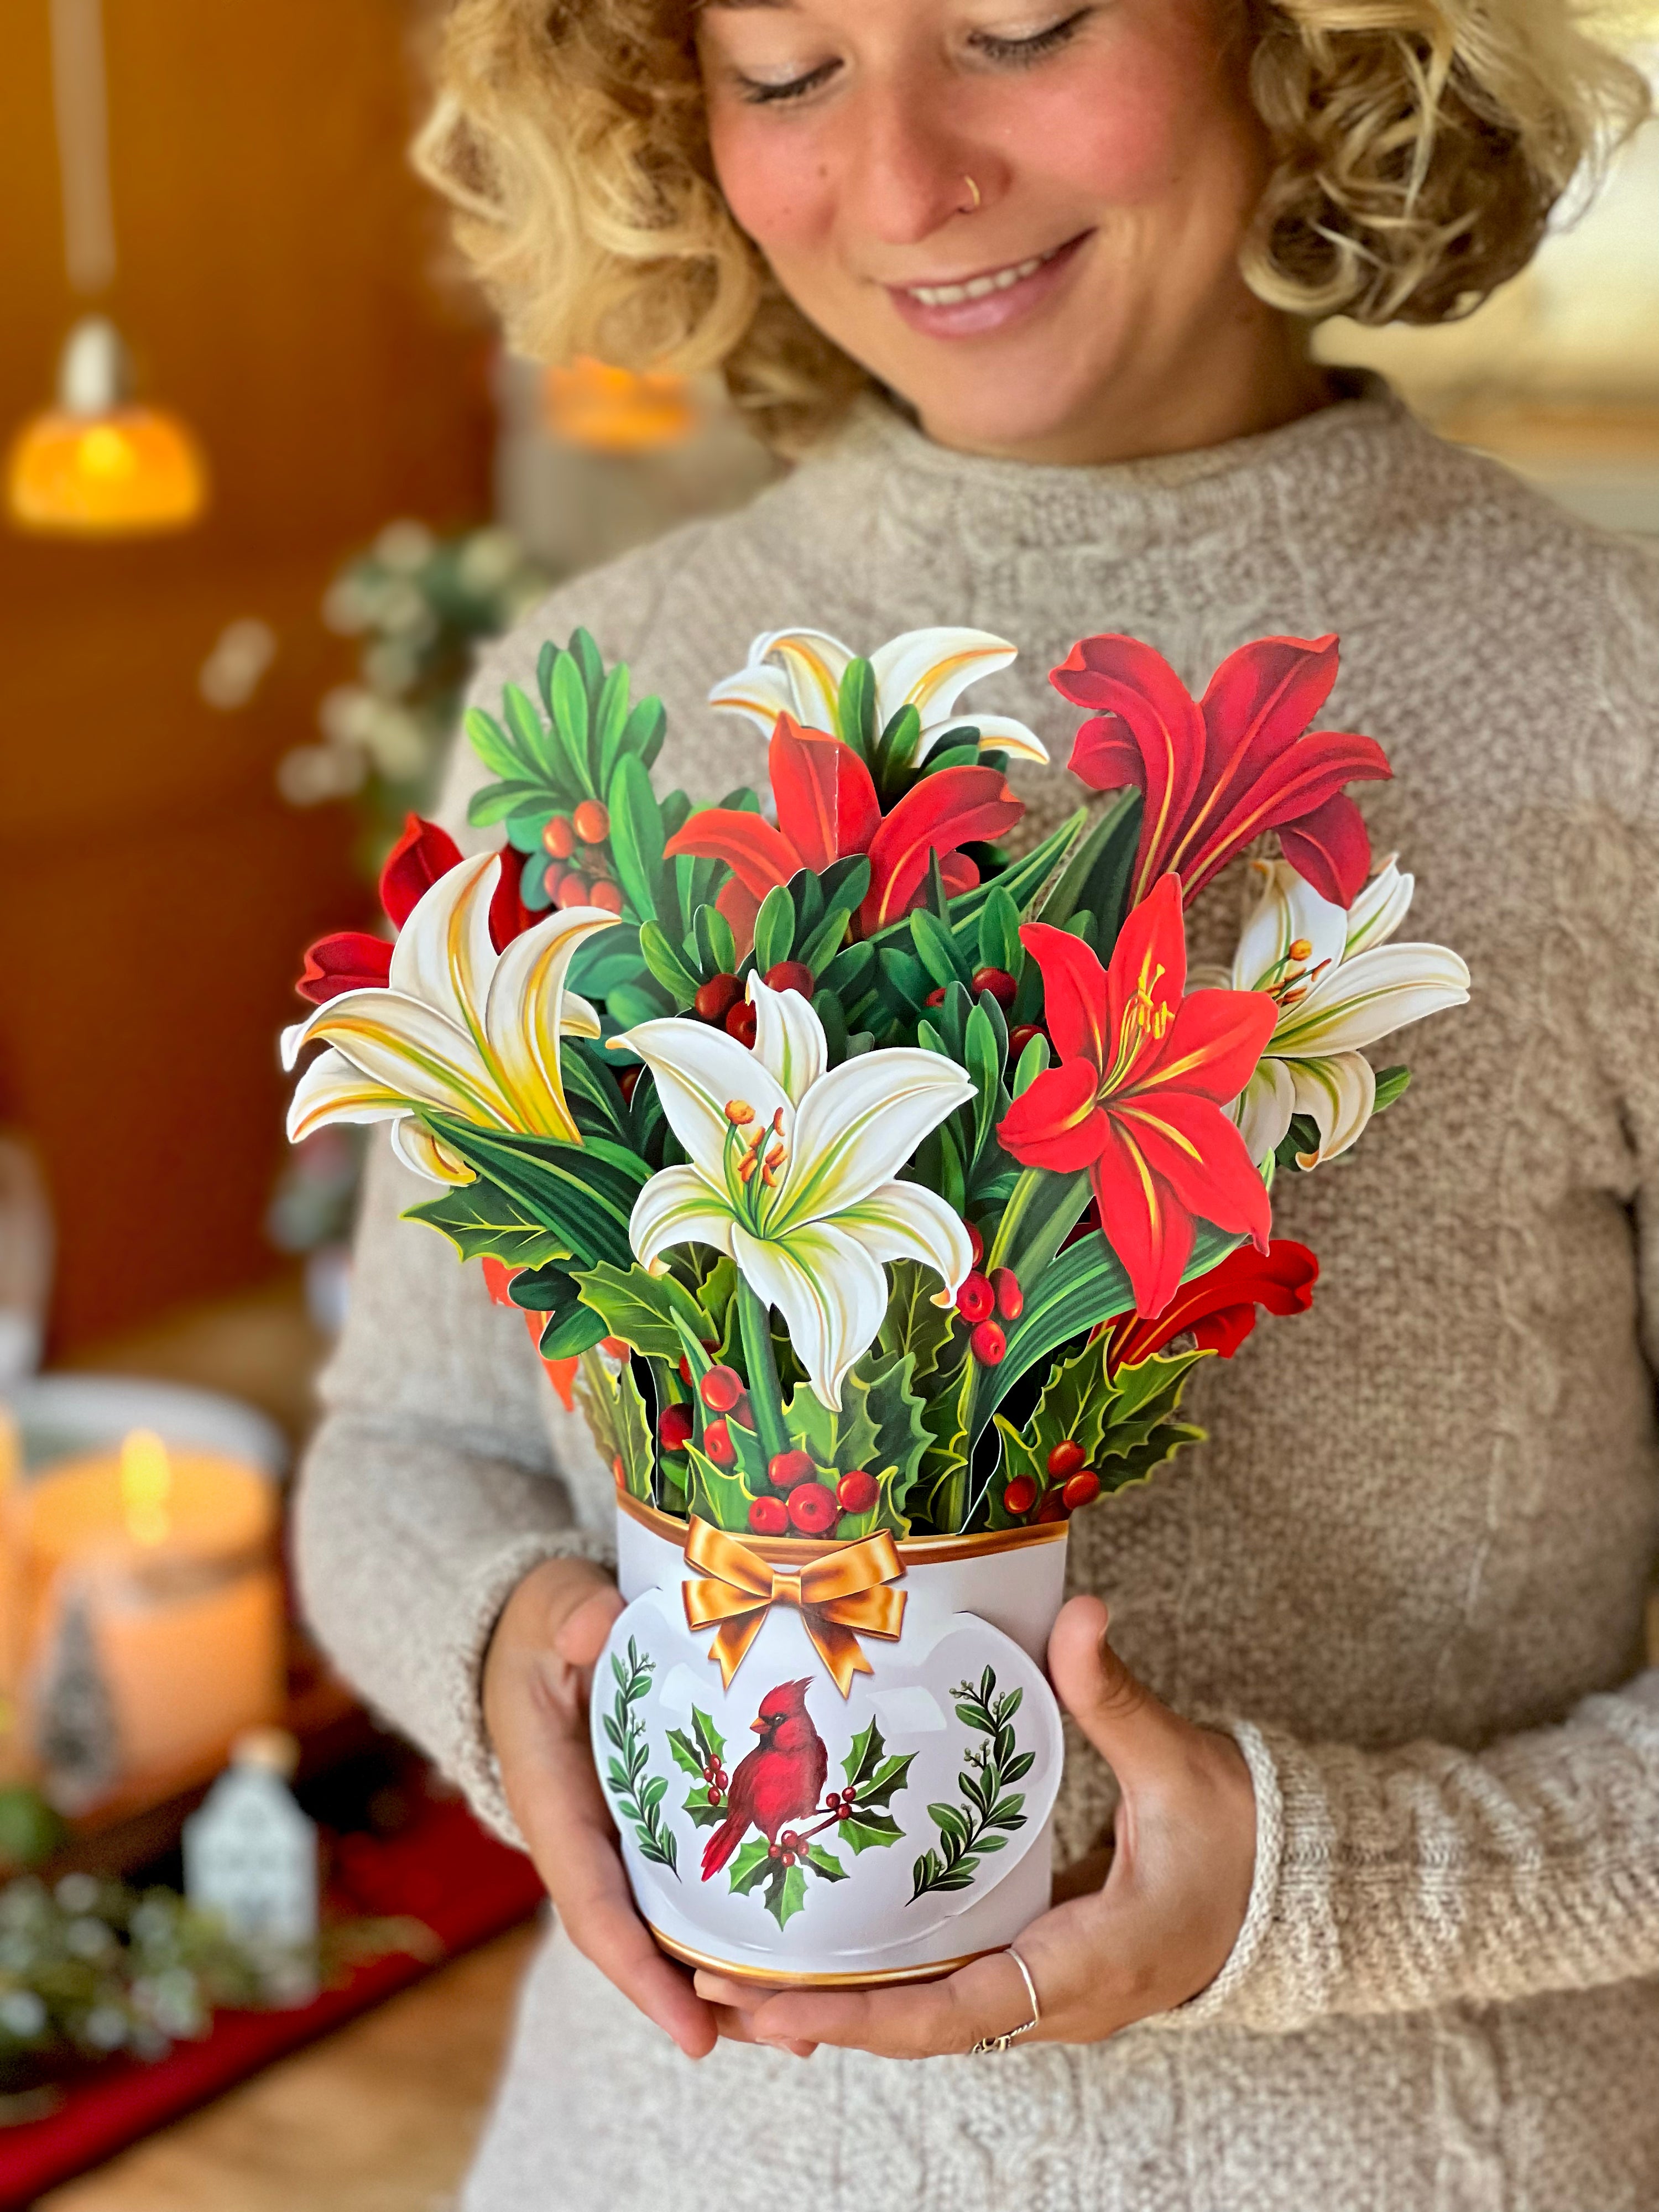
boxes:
[0,1793,546,2208]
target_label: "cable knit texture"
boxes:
[294,382,1659,2210]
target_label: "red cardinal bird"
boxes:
[700,1679,828,1882]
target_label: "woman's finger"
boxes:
[1047,1593,1188,1786]
[746,1945,1035,2058]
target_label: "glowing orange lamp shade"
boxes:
[543,356,697,456]
[6,317,207,536]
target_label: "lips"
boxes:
[882,231,1091,341]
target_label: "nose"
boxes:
[838,71,1008,248]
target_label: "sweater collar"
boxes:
[786,371,1407,561]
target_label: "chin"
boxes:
[884,353,1120,464]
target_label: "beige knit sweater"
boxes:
[295,382,1659,2212]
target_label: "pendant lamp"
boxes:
[6,0,207,536]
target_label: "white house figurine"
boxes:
[184,1727,318,1949]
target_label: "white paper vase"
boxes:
[591,1493,1068,1988]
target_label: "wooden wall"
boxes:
[0,1,494,1351]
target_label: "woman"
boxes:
[297,1,1659,2204]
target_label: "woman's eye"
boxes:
[733,58,842,107]
[970,7,1093,65]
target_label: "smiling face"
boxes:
[697,0,1318,463]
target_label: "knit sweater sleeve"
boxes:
[1173,598,1659,2038]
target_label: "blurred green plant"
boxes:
[0,1868,434,2099]
[278,519,554,863]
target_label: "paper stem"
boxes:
[736,1276,790,1465]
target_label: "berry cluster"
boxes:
[700,1755,730,1807]
[655,1361,879,1539]
[823,1783,858,1817]
[953,1223,1023,1365]
[539,799,625,915]
[767,1828,805,1866]
[1001,1437,1103,1524]
[692,961,816,1048]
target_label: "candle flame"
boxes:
[119,1428,172,1546]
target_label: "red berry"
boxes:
[572,799,610,844]
[748,1495,788,1536]
[761,959,815,998]
[956,1272,995,1324]
[768,1448,815,1490]
[707,1788,723,1806]
[618,1067,641,1103]
[781,1849,797,1866]
[970,1320,1006,1365]
[541,814,576,860]
[1036,1489,1068,1523]
[700,1365,743,1412]
[991,1266,1023,1321]
[554,874,591,909]
[729,1397,756,1430]
[768,1840,784,1860]
[1046,1439,1086,1478]
[589,879,624,915]
[658,1404,693,1452]
[1009,1024,1040,1056]
[1003,1474,1038,1517]
[715,1769,727,1788]
[964,1221,985,1267]
[725,1001,758,1046]
[786,1483,839,1536]
[841,1786,855,1805]
[1062,1470,1101,1510]
[924,986,947,1007]
[971,964,1017,1008]
[694,972,743,1024]
[780,1830,801,1852]
[703,1417,735,1466]
[836,1469,878,1514]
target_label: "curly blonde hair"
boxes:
[414,0,1650,451]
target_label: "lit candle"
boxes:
[20,1430,285,1790]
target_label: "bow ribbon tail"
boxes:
[801,1611,875,1698]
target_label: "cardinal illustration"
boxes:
[700,1678,829,1882]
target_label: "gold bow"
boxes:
[681,1517,907,1697]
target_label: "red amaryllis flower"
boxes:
[1052,632,1391,909]
[997,874,1277,1318]
[296,813,531,1005]
[664,712,1023,948]
[1102,1238,1317,1373]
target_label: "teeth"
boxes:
[906,250,1053,307]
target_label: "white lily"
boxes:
[1229,857,1470,1167]
[619,977,974,1407]
[709,625,1049,766]
[282,851,614,1185]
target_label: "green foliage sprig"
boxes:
[911,1669,1032,1901]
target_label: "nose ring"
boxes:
[960,173,982,213]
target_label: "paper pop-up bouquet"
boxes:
[283,621,1469,1985]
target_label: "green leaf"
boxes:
[836,658,878,756]
[1373,1063,1411,1114]
[402,1177,571,1267]
[977,884,1024,977]
[820,936,875,1003]
[503,683,556,782]
[537,1298,608,1359]
[851,1751,914,1815]
[727,1838,773,1895]
[549,653,593,789]
[910,908,973,993]
[576,1260,709,1360]
[683,1439,758,1531]
[796,858,872,973]
[467,779,560,828]
[1037,789,1141,943]
[769,1864,807,1928]
[623,694,667,773]
[570,627,606,706]
[753,884,796,972]
[878,1259,956,1385]
[962,1003,1003,1166]
[805,1844,848,1882]
[420,1117,648,1271]
[592,662,633,790]
[463,707,531,781]
[607,755,669,928]
[1011,1032,1048,1095]
[638,920,700,1005]
[837,1812,904,1855]
[693,902,737,981]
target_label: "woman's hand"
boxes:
[693,1594,1258,2057]
[482,1554,720,2059]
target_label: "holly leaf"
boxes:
[682,1441,758,1532]
[402,1178,571,1268]
[985,1418,1046,1531]
[848,1752,913,1816]
[838,1812,905,1855]
[805,1844,848,1882]
[665,1728,704,1778]
[571,1354,654,1504]
[727,1839,772,1896]
[842,1719,885,1792]
[768,1864,808,1928]
[575,1261,708,1360]
[878,1259,957,1385]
